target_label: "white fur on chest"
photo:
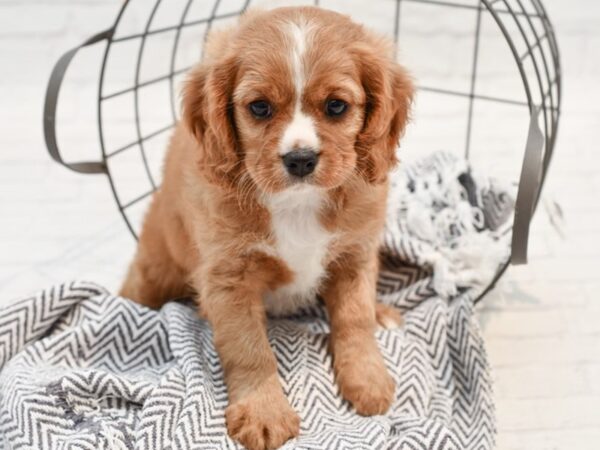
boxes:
[262,187,333,316]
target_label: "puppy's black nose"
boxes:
[282,149,319,178]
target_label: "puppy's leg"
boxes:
[323,249,395,416]
[120,244,188,309]
[120,199,190,309]
[199,254,300,450]
[375,302,403,329]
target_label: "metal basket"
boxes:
[43,0,561,302]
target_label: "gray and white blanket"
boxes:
[0,151,511,449]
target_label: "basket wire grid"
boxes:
[44,0,561,302]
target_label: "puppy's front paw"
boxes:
[336,351,395,416]
[225,389,300,450]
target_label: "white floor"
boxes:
[1,1,599,448]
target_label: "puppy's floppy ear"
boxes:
[353,42,414,184]
[182,56,240,188]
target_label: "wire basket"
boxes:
[44,0,561,301]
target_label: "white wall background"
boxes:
[0,0,599,448]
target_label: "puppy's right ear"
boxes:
[182,57,240,188]
[182,65,209,143]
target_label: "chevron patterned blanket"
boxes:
[0,152,511,449]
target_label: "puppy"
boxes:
[121,7,413,450]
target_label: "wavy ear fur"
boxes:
[182,56,240,188]
[353,42,414,184]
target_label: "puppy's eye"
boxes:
[325,99,348,117]
[249,100,272,119]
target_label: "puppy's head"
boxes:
[183,7,413,193]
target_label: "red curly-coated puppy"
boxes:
[121,6,413,449]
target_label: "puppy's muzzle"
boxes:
[282,149,319,178]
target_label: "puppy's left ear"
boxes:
[354,42,414,184]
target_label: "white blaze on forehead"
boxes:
[279,20,319,156]
[288,21,309,94]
